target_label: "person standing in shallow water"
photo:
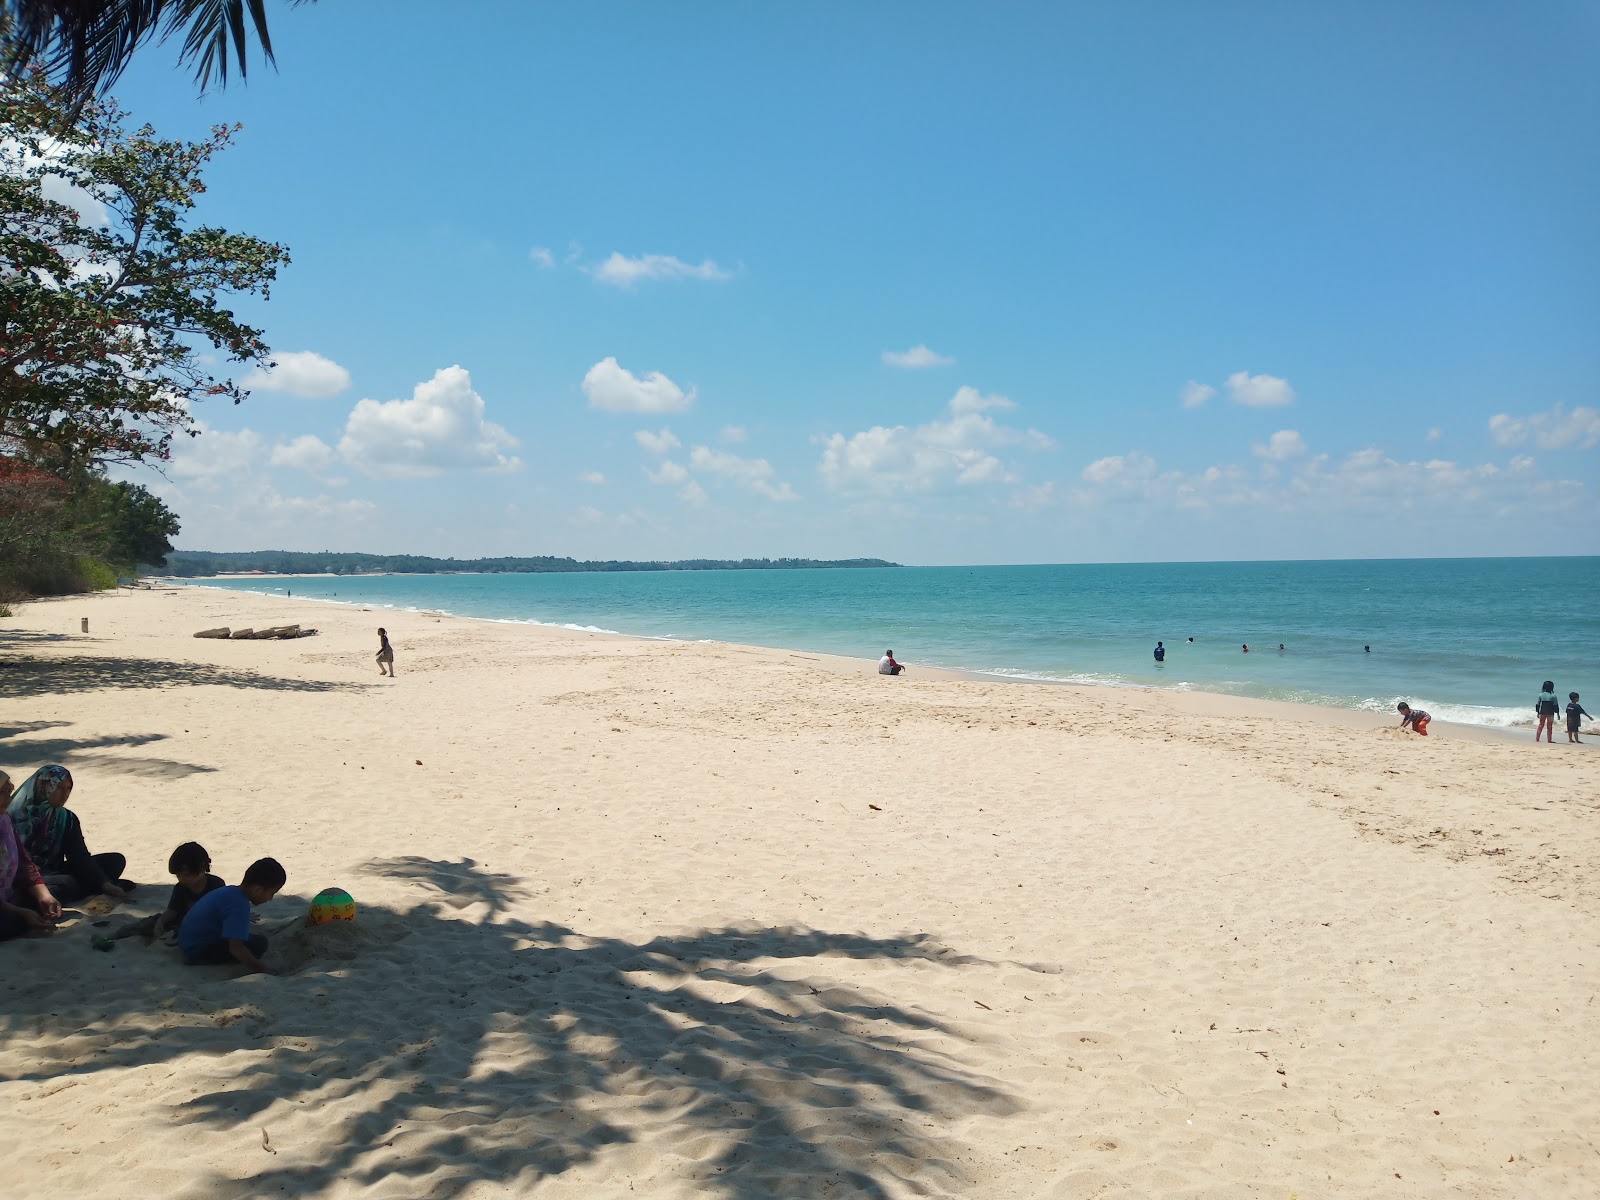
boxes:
[1535,681,1559,743]
[376,627,396,677]
[1153,641,1165,663]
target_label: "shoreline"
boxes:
[158,578,1545,746]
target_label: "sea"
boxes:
[186,557,1600,730]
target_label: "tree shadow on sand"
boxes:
[0,726,215,780]
[2,859,1024,1199]
[0,655,367,696]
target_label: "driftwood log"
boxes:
[196,625,317,640]
[194,627,231,639]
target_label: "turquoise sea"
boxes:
[188,557,1600,729]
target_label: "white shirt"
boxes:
[878,656,897,674]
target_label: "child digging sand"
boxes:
[1396,702,1431,736]
[178,856,285,973]
[113,842,225,941]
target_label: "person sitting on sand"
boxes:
[115,841,225,941]
[376,627,396,677]
[178,856,285,973]
[878,649,905,676]
[1535,681,1559,743]
[6,765,131,904]
[1396,702,1431,736]
[1566,692,1591,744]
[0,771,63,941]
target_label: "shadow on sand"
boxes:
[0,726,216,780]
[2,859,1020,1199]
[0,655,366,696]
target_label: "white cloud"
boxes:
[1226,371,1296,408]
[720,424,748,444]
[588,252,732,288]
[1012,481,1057,510]
[634,427,681,454]
[574,505,606,524]
[1180,380,1216,409]
[646,460,689,486]
[679,480,708,506]
[583,357,695,414]
[579,470,607,485]
[1488,403,1600,451]
[818,388,1052,495]
[1426,427,1443,442]
[270,434,340,478]
[529,246,555,269]
[689,445,798,502]
[169,424,264,485]
[882,344,955,369]
[1253,430,1307,461]
[242,351,352,399]
[1082,452,1159,485]
[337,366,521,479]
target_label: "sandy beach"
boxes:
[2,585,1597,1199]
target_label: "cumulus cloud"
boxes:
[242,351,352,399]
[689,445,798,502]
[1426,427,1443,442]
[588,252,732,288]
[337,366,521,479]
[818,388,1052,495]
[1226,371,1296,408]
[882,344,955,369]
[579,470,607,485]
[529,246,555,269]
[270,434,341,479]
[169,424,264,485]
[1488,403,1600,451]
[634,427,681,454]
[1180,380,1216,409]
[720,424,748,444]
[1253,430,1307,461]
[583,357,695,414]
[678,480,708,506]
[1012,481,1057,510]
[646,460,689,486]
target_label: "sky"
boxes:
[102,1,1600,564]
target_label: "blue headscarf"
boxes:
[6,765,75,868]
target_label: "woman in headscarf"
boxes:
[6,766,131,904]
[0,770,63,939]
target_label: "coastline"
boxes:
[3,586,1597,1198]
[161,577,1539,746]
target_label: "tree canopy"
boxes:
[1,1,315,100]
[0,66,289,469]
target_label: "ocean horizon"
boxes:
[180,556,1600,730]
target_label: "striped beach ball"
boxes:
[308,887,357,925]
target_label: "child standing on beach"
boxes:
[1536,681,1559,743]
[1567,693,1591,744]
[376,627,395,677]
[1396,702,1431,736]
[178,857,285,973]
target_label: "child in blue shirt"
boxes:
[178,856,285,973]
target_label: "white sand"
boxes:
[2,586,1596,1199]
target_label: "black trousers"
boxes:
[42,852,127,903]
[183,933,268,965]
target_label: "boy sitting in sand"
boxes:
[178,857,285,973]
[115,842,225,941]
[1396,702,1431,736]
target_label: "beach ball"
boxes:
[307,887,357,926]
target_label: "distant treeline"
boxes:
[162,551,900,577]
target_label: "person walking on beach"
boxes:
[878,650,905,676]
[1566,693,1591,743]
[376,627,396,677]
[1153,641,1166,663]
[1396,702,1431,736]
[1535,681,1559,742]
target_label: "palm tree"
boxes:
[2,0,315,99]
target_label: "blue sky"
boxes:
[110,1,1598,563]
